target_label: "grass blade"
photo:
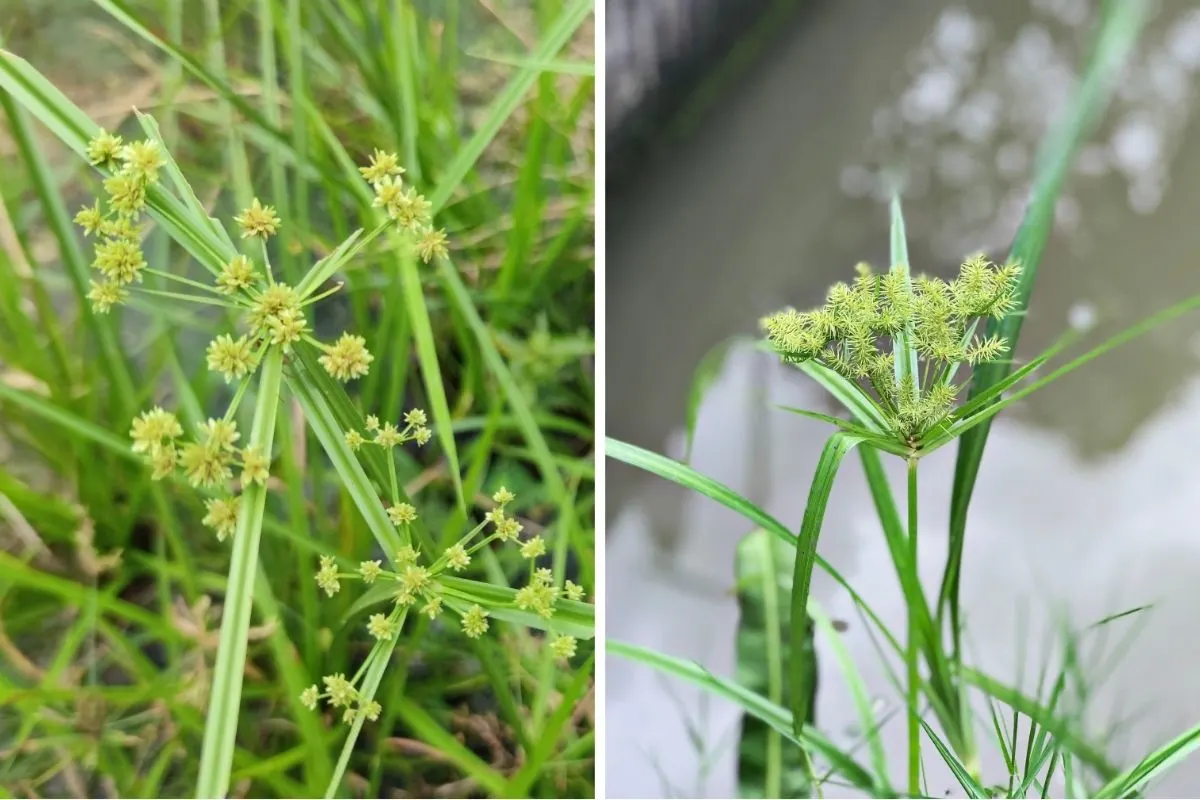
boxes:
[889,193,919,405]
[608,640,886,794]
[941,0,1149,638]
[790,432,863,734]
[606,438,792,545]
[1094,721,1200,798]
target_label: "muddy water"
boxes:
[606,1,1200,796]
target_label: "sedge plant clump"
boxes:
[761,256,1021,443]
[300,481,586,724]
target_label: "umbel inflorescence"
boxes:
[762,257,1021,440]
[301,484,586,724]
[105,133,447,536]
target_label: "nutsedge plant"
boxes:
[74,127,453,797]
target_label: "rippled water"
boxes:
[606,1,1200,796]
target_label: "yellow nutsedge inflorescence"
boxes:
[300,486,586,725]
[114,144,440,530]
[362,153,449,264]
[299,674,380,724]
[343,408,431,455]
[233,198,281,239]
[761,256,1022,440]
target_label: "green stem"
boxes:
[907,457,921,796]
[195,348,284,799]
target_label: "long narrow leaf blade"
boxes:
[790,432,863,734]
[943,1,1148,627]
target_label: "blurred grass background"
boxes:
[0,1,595,797]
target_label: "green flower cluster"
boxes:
[76,131,166,312]
[762,256,1021,438]
[360,149,449,263]
[302,487,584,724]
[109,137,435,538]
[129,407,270,539]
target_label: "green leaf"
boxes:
[789,432,863,734]
[606,438,793,545]
[734,529,814,799]
[919,718,988,798]
[398,247,465,511]
[942,0,1149,643]
[889,192,919,405]
[425,0,592,212]
[608,640,888,794]
[1094,720,1200,798]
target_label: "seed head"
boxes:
[388,189,432,230]
[316,555,341,597]
[487,509,523,542]
[93,237,146,285]
[206,334,259,382]
[403,408,427,427]
[387,502,418,526]
[319,333,374,382]
[550,634,577,660]
[149,445,177,480]
[119,139,166,182]
[198,418,240,451]
[234,198,281,239]
[265,307,308,349]
[372,176,405,212]
[515,578,557,619]
[240,446,270,486]
[86,130,124,165]
[130,407,183,454]
[202,496,240,541]
[300,685,320,710]
[360,700,382,722]
[75,203,104,236]
[322,673,357,708]
[415,228,449,263]
[99,217,140,241]
[179,441,233,488]
[520,536,546,560]
[492,487,515,506]
[367,613,396,640]
[103,173,148,216]
[421,595,443,620]
[563,580,585,602]
[217,255,256,294]
[461,605,489,639]
[344,429,365,450]
[87,280,127,313]
[358,560,383,584]
[398,564,430,596]
[375,423,402,448]
[360,149,404,184]
[445,543,470,572]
